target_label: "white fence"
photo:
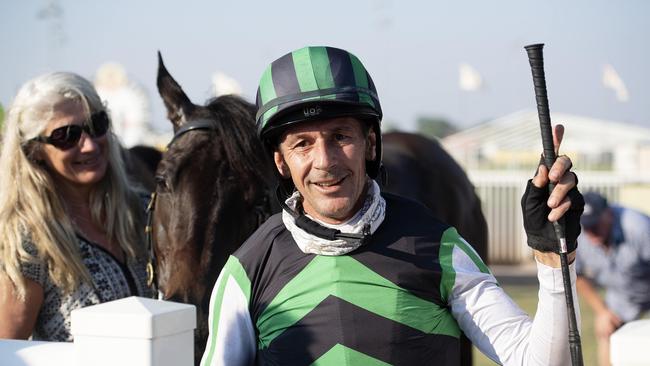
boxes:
[0,297,196,366]
[470,171,650,264]
[2,297,648,365]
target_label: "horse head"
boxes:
[153,52,276,363]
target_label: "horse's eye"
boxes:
[155,175,169,190]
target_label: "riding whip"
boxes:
[524,43,583,366]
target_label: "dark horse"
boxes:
[123,145,163,193]
[152,54,276,364]
[151,55,487,365]
[382,132,488,260]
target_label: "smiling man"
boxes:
[274,117,375,224]
[200,46,585,366]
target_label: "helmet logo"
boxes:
[303,105,322,118]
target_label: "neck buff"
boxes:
[282,179,386,256]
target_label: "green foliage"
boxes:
[0,102,4,131]
[381,119,402,133]
[416,116,458,139]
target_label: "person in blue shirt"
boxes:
[575,191,650,366]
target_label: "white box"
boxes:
[71,296,196,366]
[610,319,650,366]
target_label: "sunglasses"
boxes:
[32,110,110,150]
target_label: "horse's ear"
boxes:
[157,51,195,129]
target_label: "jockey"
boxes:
[200,46,584,366]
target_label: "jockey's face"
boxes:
[274,117,376,224]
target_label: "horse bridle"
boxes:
[144,119,274,295]
[145,119,218,294]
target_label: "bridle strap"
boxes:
[166,119,218,149]
[145,191,157,290]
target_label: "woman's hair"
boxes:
[0,72,145,298]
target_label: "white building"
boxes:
[441,111,650,264]
[443,110,650,177]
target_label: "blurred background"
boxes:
[1,1,648,137]
[1,1,648,364]
[5,0,646,262]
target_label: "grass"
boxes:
[472,284,597,365]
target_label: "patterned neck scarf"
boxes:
[282,179,386,256]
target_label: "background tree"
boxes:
[416,115,458,139]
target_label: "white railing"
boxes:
[472,171,529,264]
[470,170,650,264]
[0,297,196,366]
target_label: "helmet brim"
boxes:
[260,100,380,143]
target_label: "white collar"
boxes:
[282,179,386,256]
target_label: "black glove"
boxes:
[520,178,584,253]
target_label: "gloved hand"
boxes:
[521,178,584,253]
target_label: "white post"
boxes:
[610,319,650,366]
[71,296,196,366]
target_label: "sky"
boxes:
[1,0,649,134]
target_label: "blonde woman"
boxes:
[0,72,151,341]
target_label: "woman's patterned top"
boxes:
[20,234,153,341]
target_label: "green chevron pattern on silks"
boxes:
[202,256,251,366]
[439,227,492,303]
[256,255,461,349]
[310,344,392,366]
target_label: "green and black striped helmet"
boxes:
[255,46,383,178]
